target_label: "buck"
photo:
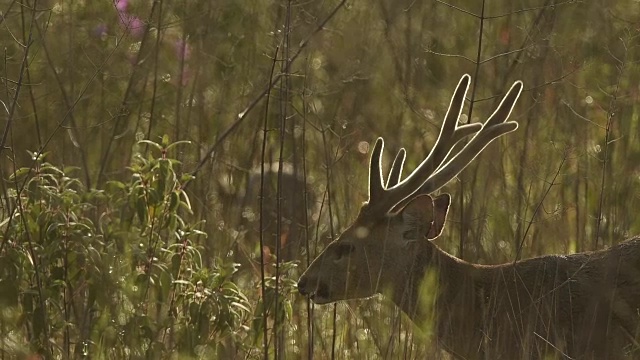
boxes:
[297,75,640,359]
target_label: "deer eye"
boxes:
[403,229,417,240]
[334,243,356,261]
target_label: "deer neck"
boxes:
[383,240,481,323]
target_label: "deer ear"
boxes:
[427,193,450,240]
[399,194,435,242]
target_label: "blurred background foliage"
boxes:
[1,0,639,358]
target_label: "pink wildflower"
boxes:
[115,0,128,12]
[118,13,145,39]
[128,17,145,38]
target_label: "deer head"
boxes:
[297,74,523,304]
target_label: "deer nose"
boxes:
[297,277,308,295]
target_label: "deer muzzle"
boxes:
[297,275,331,304]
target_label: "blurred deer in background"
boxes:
[297,75,640,359]
[218,162,317,265]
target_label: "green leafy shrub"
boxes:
[0,138,252,359]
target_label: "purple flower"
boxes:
[118,13,145,39]
[128,17,145,38]
[115,0,128,12]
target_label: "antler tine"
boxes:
[420,75,475,175]
[386,122,483,214]
[420,80,523,194]
[368,138,385,203]
[367,75,481,214]
[386,148,406,188]
[365,77,522,216]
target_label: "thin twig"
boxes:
[594,36,628,249]
[186,0,348,188]
[259,44,280,360]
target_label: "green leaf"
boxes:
[136,197,148,225]
[230,301,251,314]
[166,140,192,151]
[106,180,127,190]
[9,167,31,180]
[180,173,195,183]
[171,253,182,276]
[167,189,179,211]
[180,191,193,213]
[138,140,163,150]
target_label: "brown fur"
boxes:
[298,193,640,359]
[397,232,640,359]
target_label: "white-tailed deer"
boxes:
[297,75,640,359]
